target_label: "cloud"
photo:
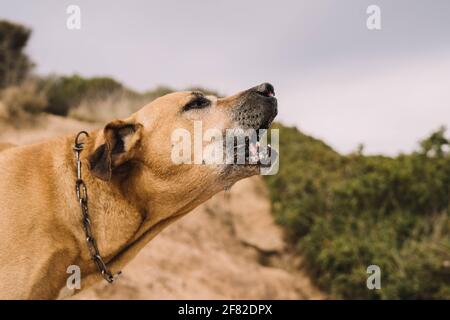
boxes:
[280,52,450,155]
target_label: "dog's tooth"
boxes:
[249,143,258,156]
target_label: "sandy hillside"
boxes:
[0,114,324,300]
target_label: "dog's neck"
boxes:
[60,131,205,294]
[66,131,145,257]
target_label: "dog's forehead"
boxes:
[155,91,195,106]
[135,91,198,126]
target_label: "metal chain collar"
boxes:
[73,131,122,284]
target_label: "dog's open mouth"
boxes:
[248,140,277,168]
[231,136,278,168]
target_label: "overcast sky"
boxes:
[1,0,449,155]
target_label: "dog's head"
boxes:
[88,83,277,214]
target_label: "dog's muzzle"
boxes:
[227,83,278,169]
[232,82,278,130]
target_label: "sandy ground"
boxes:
[0,114,324,299]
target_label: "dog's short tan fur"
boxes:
[0,85,276,299]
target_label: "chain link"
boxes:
[73,131,122,284]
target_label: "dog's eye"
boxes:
[183,97,210,111]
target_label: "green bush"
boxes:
[0,20,33,88]
[39,75,126,116]
[264,124,450,299]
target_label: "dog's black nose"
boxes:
[255,83,275,97]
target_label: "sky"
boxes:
[1,0,449,155]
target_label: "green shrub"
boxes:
[40,75,125,116]
[0,20,34,88]
[264,124,450,299]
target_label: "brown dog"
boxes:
[0,83,277,299]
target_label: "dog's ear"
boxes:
[88,119,143,181]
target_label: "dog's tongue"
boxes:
[249,142,258,157]
[248,141,260,163]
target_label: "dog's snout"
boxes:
[230,83,277,130]
[254,83,275,98]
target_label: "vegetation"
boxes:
[0,82,47,120]
[38,75,125,116]
[0,20,220,122]
[265,124,450,299]
[0,20,34,89]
